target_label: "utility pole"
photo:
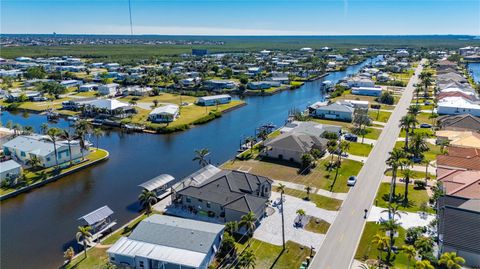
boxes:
[280,191,286,250]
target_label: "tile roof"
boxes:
[437,146,480,170]
[437,168,480,199]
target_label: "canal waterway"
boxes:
[467,62,480,84]
[0,57,379,269]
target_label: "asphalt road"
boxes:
[309,60,426,269]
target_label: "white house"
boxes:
[347,77,375,88]
[98,83,119,96]
[0,160,22,181]
[196,94,232,106]
[437,97,480,117]
[351,86,383,97]
[310,102,355,122]
[79,83,99,92]
[396,49,410,57]
[107,214,224,269]
[3,134,88,168]
[85,99,134,118]
[148,104,179,123]
[123,86,153,96]
[339,99,370,109]
[60,80,84,88]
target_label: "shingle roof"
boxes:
[438,114,480,131]
[264,133,327,154]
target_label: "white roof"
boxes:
[437,97,480,109]
[87,99,130,110]
[78,205,114,225]
[352,86,383,91]
[108,237,206,268]
[0,160,21,171]
[173,164,221,191]
[139,174,175,191]
[149,104,179,116]
[198,94,231,101]
[440,87,476,96]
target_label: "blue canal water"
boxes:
[467,62,480,84]
[0,57,379,269]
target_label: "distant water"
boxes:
[467,62,480,84]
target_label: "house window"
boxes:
[139,261,144,268]
[21,151,26,157]
[46,157,51,162]
[186,197,191,203]
[207,202,211,208]
[198,199,203,202]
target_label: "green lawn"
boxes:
[374,183,434,214]
[222,158,363,193]
[311,118,352,129]
[282,187,343,211]
[369,110,392,123]
[384,169,436,180]
[399,128,434,138]
[0,149,109,196]
[232,239,313,269]
[363,128,382,140]
[355,222,411,269]
[305,217,331,234]
[416,112,437,125]
[394,141,443,162]
[347,142,373,157]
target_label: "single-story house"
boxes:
[173,168,273,223]
[279,121,342,137]
[262,132,328,163]
[437,114,480,131]
[435,130,480,149]
[60,80,83,88]
[203,80,236,91]
[196,94,231,106]
[123,86,153,96]
[310,102,355,122]
[437,146,480,171]
[79,83,99,92]
[437,195,480,267]
[437,97,480,117]
[98,83,120,96]
[338,99,369,109]
[247,81,281,90]
[148,104,179,123]
[3,134,88,168]
[347,77,375,88]
[351,86,383,97]
[84,99,135,118]
[0,160,22,181]
[6,90,42,102]
[108,214,224,269]
[437,168,480,199]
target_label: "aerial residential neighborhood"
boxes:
[1,1,480,269]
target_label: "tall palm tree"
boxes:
[192,148,210,167]
[245,136,255,153]
[419,71,432,98]
[40,123,49,135]
[26,155,42,170]
[238,249,256,269]
[408,105,420,132]
[224,221,238,235]
[138,189,157,214]
[46,127,63,168]
[239,212,257,238]
[76,226,92,257]
[333,141,350,186]
[386,149,405,203]
[439,252,465,269]
[12,123,21,137]
[60,130,75,165]
[401,245,417,269]
[372,233,389,266]
[381,203,402,222]
[305,185,312,201]
[414,86,422,104]
[92,128,104,150]
[410,133,429,160]
[415,259,434,269]
[74,120,91,160]
[403,169,413,206]
[399,115,415,150]
[22,125,34,135]
[380,218,400,263]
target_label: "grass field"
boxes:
[347,142,373,157]
[282,187,343,211]
[399,128,434,138]
[223,158,363,193]
[369,110,392,123]
[305,217,331,234]
[394,141,443,162]
[355,222,410,269]
[374,182,434,214]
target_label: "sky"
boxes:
[1,0,479,35]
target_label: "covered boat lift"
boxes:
[138,174,175,199]
[78,205,117,243]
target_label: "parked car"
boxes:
[424,101,432,105]
[420,123,432,128]
[344,133,358,142]
[347,176,357,186]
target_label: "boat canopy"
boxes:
[78,205,114,225]
[139,174,175,192]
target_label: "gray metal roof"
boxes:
[139,174,175,192]
[0,160,21,171]
[128,214,223,254]
[172,164,221,191]
[78,205,114,225]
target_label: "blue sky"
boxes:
[1,0,479,35]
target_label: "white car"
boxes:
[347,176,357,186]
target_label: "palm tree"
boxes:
[40,123,49,134]
[386,149,405,203]
[26,155,42,171]
[399,115,415,150]
[438,139,449,153]
[305,185,312,200]
[372,233,390,266]
[63,246,75,263]
[224,221,238,235]
[380,218,400,263]
[46,127,63,168]
[239,212,257,238]
[12,123,21,137]
[60,130,75,165]
[415,260,434,269]
[401,245,417,269]
[333,141,350,187]
[414,236,434,259]
[138,189,157,214]
[439,252,465,269]
[22,125,34,135]
[192,148,210,167]
[92,128,104,150]
[414,86,422,104]
[76,226,92,257]
[238,249,256,269]
[419,71,432,98]
[410,133,429,160]
[245,136,255,153]
[403,169,413,206]
[408,105,420,132]
[381,203,402,221]
[296,208,306,221]
[74,120,91,160]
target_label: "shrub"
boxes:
[193,111,222,125]
[377,91,395,105]
[414,179,426,189]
